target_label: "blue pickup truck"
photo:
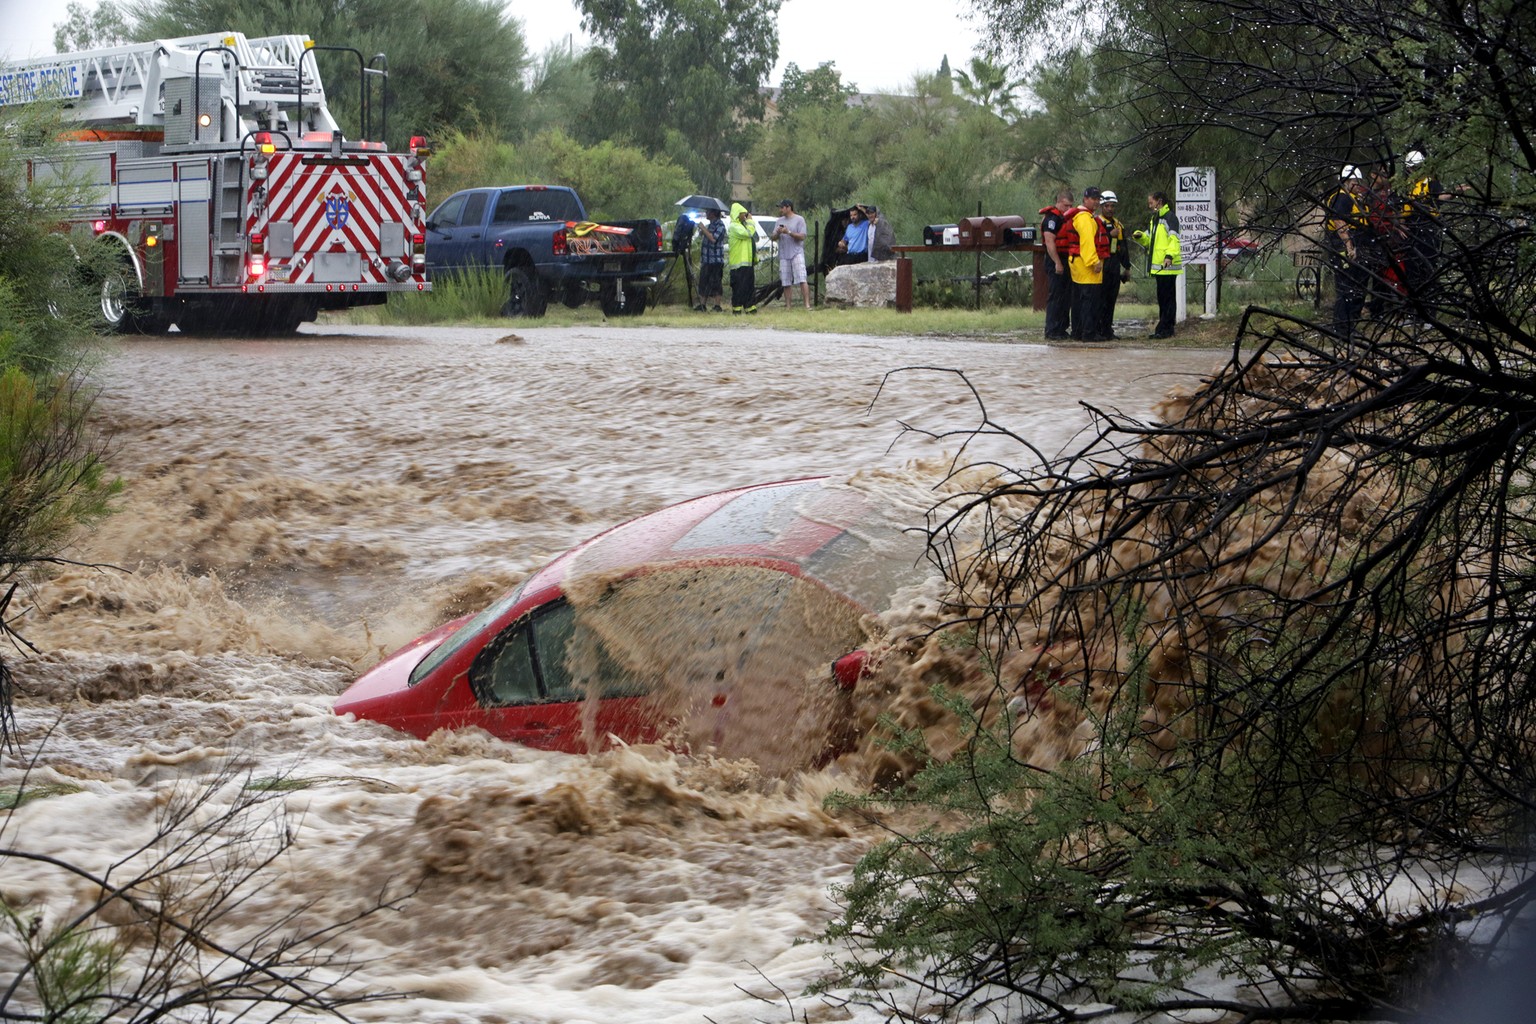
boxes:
[425,185,667,317]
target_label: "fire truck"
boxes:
[2,31,429,334]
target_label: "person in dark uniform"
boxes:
[1040,187,1074,339]
[1097,191,1132,340]
[1401,149,1453,301]
[1325,165,1370,344]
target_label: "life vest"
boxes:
[1324,190,1363,234]
[1054,206,1083,254]
[1039,206,1067,249]
[1057,207,1110,260]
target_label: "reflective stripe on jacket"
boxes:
[1134,203,1183,276]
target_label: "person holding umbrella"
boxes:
[697,206,727,312]
[673,194,726,309]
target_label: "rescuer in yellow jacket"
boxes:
[1132,191,1184,339]
[1067,187,1108,341]
[727,202,758,314]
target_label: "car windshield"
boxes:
[408,577,528,686]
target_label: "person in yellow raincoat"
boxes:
[1068,186,1108,341]
[727,202,758,314]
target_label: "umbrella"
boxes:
[675,194,728,213]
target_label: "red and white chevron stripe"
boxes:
[248,153,419,285]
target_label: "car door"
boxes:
[468,600,653,752]
[425,191,489,274]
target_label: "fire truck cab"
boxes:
[4,31,430,334]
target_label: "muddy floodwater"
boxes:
[4,323,1226,1023]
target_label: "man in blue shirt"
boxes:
[835,207,870,265]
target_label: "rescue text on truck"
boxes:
[1,31,430,335]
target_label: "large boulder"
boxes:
[825,261,898,308]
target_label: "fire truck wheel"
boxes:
[501,266,547,318]
[98,258,151,334]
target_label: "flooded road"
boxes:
[4,323,1226,1023]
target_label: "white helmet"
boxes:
[1341,164,1363,180]
[1405,150,1425,169]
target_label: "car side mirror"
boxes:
[425,220,439,231]
[831,650,869,690]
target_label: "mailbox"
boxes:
[959,215,1029,249]
[923,224,959,246]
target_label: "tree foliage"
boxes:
[951,56,1027,120]
[574,0,783,196]
[520,42,598,143]
[776,61,855,118]
[425,127,692,222]
[0,105,121,748]
[126,0,530,149]
[750,71,1036,242]
[823,0,1536,1018]
[52,0,131,51]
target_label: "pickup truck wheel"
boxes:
[502,266,548,318]
[560,284,586,309]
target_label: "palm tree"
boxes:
[952,56,1027,119]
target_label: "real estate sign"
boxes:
[1176,166,1218,265]
[1174,166,1219,317]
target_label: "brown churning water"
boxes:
[4,324,1222,1021]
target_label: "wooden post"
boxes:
[896,257,913,312]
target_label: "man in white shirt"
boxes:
[772,199,812,310]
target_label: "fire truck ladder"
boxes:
[0,32,347,146]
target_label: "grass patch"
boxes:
[338,260,1318,349]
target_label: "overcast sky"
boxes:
[1,0,984,95]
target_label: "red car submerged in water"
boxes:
[335,477,926,769]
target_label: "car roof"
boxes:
[521,477,918,609]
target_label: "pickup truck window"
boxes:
[462,192,489,229]
[430,193,468,228]
[494,190,583,224]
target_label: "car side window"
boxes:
[461,192,488,229]
[470,625,539,706]
[430,193,468,228]
[468,600,647,708]
[531,601,647,700]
